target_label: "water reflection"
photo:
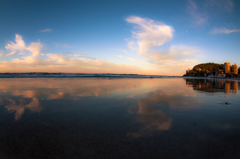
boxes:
[5,98,41,120]
[127,89,199,137]
[185,78,239,94]
[0,78,240,158]
[0,78,239,123]
[0,78,153,120]
[127,99,172,138]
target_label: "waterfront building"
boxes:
[224,62,230,74]
[232,64,238,75]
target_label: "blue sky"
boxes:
[0,0,239,75]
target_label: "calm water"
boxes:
[0,78,239,159]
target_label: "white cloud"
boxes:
[4,34,45,65]
[1,33,199,75]
[128,41,138,50]
[5,51,16,56]
[39,29,52,32]
[118,55,122,58]
[5,34,26,51]
[15,42,44,65]
[209,27,240,34]
[126,16,200,64]
[125,16,201,75]
[46,54,69,63]
[1,34,158,74]
[126,16,174,55]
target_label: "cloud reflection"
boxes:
[5,98,41,120]
[127,79,199,138]
[0,78,149,120]
[127,101,172,138]
[0,78,206,122]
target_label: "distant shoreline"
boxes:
[0,73,182,78]
[0,73,239,80]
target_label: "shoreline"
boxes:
[0,73,181,78]
[0,76,239,81]
[0,73,239,80]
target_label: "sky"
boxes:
[0,0,240,75]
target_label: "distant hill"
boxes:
[192,63,224,71]
[184,62,225,77]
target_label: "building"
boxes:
[224,62,230,74]
[232,64,238,75]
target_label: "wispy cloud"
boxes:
[39,29,52,32]
[187,0,208,26]
[146,45,200,64]
[0,50,3,56]
[187,0,234,27]
[128,41,138,50]
[205,0,234,12]
[67,52,85,57]
[209,27,240,34]
[5,51,16,56]
[225,0,234,12]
